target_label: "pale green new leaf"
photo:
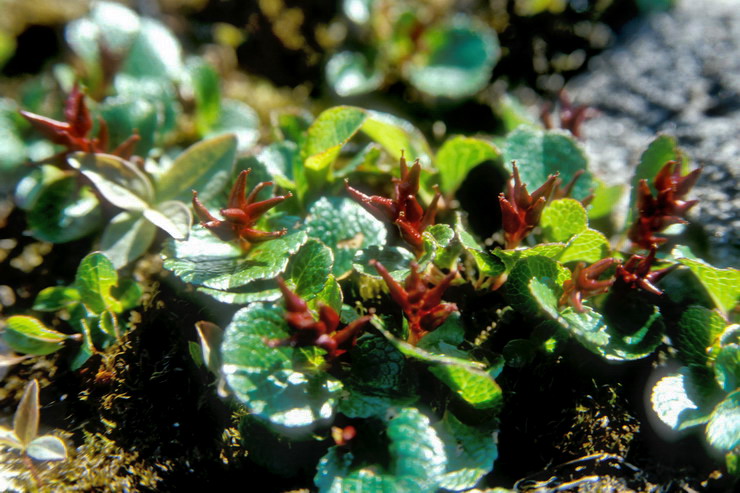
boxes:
[33,286,80,312]
[304,106,367,173]
[361,110,431,162]
[435,136,500,197]
[75,252,122,314]
[4,316,69,356]
[558,229,611,264]
[143,200,192,240]
[540,198,588,243]
[678,257,740,317]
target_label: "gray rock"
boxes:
[568,0,739,267]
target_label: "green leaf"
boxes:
[33,286,80,312]
[194,321,223,375]
[304,106,367,175]
[187,59,221,135]
[221,304,341,431]
[163,227,307,290]
[714,344,740,393]
[207,100,260,153]
[676,306,727,368]
[502,339,536,368]
[531,278,664,361]
[338,391,415,420]
[492,243,566,273]
[142,200,192,240]
[558,229,611,264]
[67,152,154,211]
[375,323,501,410]
[3,316,68,356]
[348,334,409,397]
[505,256,569,315]
[420,223,459,270]
[310,275,343,314]
[315,407,446,493]
[436,136,500,197]
[286,239,334,299]
[325,50,383,97]
[100,211,158,269]
[99,97,159,156]
[678,257,740,317]
[74,252,122,315]
[14,379,39,447]
[587,179,624,220]
[407,17,499,99]
[112,278,141,311]
[26,435,67,461]
[651,370,706,431]
[435,412,498,491]
[65,1,140,69]
[156,134,237,204]
[353,245,416,281]
[98,310,119,339]
[306,197,388,278]
[706,391,740,451]
[14,165,64,211]
[418,312,465,353]
[361,110,431,162]
[502,127,592,201]
[540,199,588,243]
[122,18,183,80]
[26,176,102,243]
[428,364,503,410]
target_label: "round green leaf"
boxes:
[121,18,183,80]
[506,256,569,315]
[407,17,499,99]
[286,239,334,298]
[33,286,80,312]
[678,257,740,318]
[26,176,103,243]
[502,126,593,201]
[99,96,159,156]
[540,198,588,243]
[676,306,727,368]
[435,136,500,196]
[221,304,341,431]
[435,412,498,491]
[326,51,384,97]
[187,59,221,136]
[74,252,122,315]
[714,344,740,393]
[706,391,740,451]
[651,370,704,431]
[304,106,367,173]
[306,197,387,278]
[3,316,68,356]
[558,229,611,264]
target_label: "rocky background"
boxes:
[570,0,739,268]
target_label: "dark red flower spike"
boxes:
[192,169,292,251]
[345,152,441,254]
[615,247,677,296]
[267,278,371,360]
[20,85,140,159]
[628,161,701,250]
[499,163,559,249]
[559,258,617,312]
[371,259,457,345]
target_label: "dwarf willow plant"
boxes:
[3,252,141,369]
[158,100,739,490]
